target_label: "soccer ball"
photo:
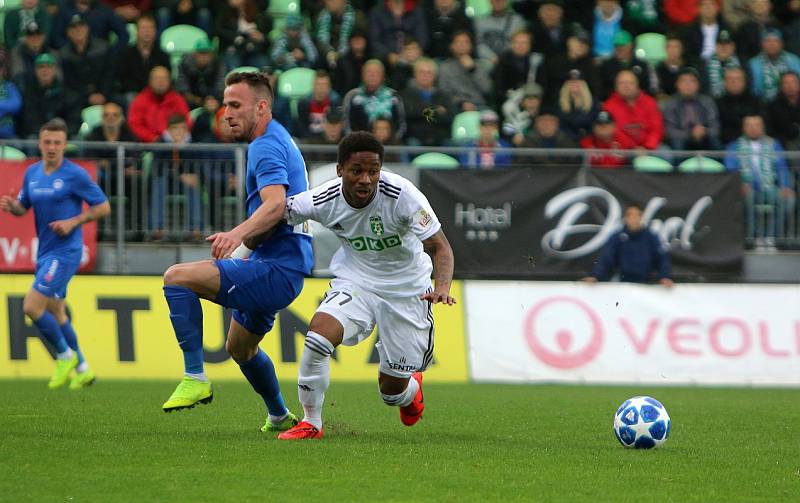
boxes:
[613,396,671,449]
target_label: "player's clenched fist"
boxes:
[0,194,15,212]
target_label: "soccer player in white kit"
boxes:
[277,131,456,439]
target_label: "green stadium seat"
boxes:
[277,67,315,99]
[633,154,672,173]
[451,111,481,142]
[268,0,300,16]
[0,145,26,159]
[189,106,204,122]
[78,105,104,139]
[635,32,667,65]
[160,24,208,75]
[412,152,460,169]
[0,0,22,9]
[127,22,137,45]
[677,155,725,173]
[464,0,491,18]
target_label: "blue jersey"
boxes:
[246,119,313,274]
[18,159,107,259]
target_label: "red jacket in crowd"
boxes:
[602,92,663,150]
[663,0,699,26]
[580,130,638,168]
[128,87,192,143]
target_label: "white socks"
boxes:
[298,331,335,429]
[380,376,419,408]
[185,372,208,382]
[76,362,89,373]
[56,349,74,360]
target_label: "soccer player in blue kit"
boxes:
[160,72,313,433]
[0,119,110,390]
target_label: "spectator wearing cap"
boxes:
[52,0,128,52]
[736,0,781,62]
[661,67,721,151]
[59,12,116,110]
[580,110,637,168]
[698,29,742,99]
[529,0,567,57]
[459,109,512,168]
[368,0,429,65]
[315,0,367,70]
[716,66,762,144]
[556,69,599,140]
[176,38,226,109]
[521,106,579,164]
[493,31,544,109]
[128,65,191,142]
[215,0,271,71]
[18,53,77,138]
[542,23,595,104]
[501,81,542,145]
[597,30,656,101]
[303,107,346,161]
[766,71,800,150]
[3,0,51,49]
[474,0,525,64]
[748,28,800,101]
[332,30,368,97]
[724,113,795,249]
[271,14,319,71]
[0,55,22,139]
[424,0,474,60]
[656,34,689,98]
[681,0,730,61]
[156,0,211,36]
[400,58,454,146]
[295,70,342,139]
[9,21,59,83]
[623,0,665,36]
[439,30,493,112]
[592,0,624,59]
[603,69,663,150]
[342,59,407,141]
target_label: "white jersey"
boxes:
[285,171,441,297]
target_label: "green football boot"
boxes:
[69,369,96,390]
[48,354,79,390]
[260,411,299,432]
[162,377,213,412]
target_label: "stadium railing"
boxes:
[1,140,797,267]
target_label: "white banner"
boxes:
[465,282,800,385]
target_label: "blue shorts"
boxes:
[214,258,305,336]
[32,253,81,299]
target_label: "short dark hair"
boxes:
[624,202,643,213]
[315,69,330,79]
[337,131,384,165]
[225,71,274,102]
[138,13,156,26]
[167,113,187,126]
[40,118,68,135]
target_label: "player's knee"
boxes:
[162,265,186,287]
[22,295,45,320]
[225,337,257,363]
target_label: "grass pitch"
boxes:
[1,380,798,502]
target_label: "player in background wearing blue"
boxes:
[0,119,110,390]
[160,72,314,434]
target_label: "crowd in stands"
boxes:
[0,0,798,240]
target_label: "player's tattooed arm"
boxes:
[421,230,457,305]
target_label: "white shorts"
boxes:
[315,278,434,378]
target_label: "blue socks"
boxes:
[239,349,288,417]
[163,285,204,375]
[60,319,85,364]
[33,311,69,354]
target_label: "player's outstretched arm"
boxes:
[207,185,286,259]
[421,230,457,305]
[0,194,26,216]
[49,200,111,236]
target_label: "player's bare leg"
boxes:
[278,312,343,440]
[380,372,424,426]
[24,289,78,389]
[226,319,298,432]
[161,260,220,411]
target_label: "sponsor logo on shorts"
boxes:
[347,235,401,252]
[43,259,59,282]
[385,357,415,372]
[369,216,384,236]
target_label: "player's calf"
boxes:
[380,372,424,426]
